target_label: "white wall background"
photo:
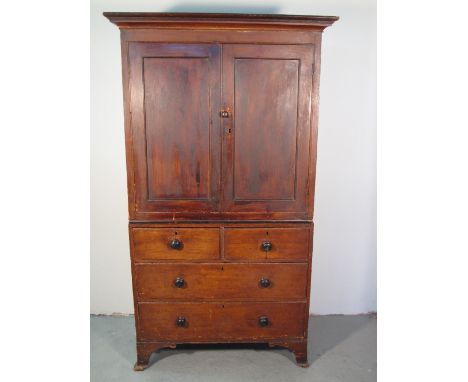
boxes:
[91,0,376,315]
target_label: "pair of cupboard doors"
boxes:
[127,42,316,220]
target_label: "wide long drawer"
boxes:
[134,263,308,301]
[137,302,306,341]
[131,228,220,261]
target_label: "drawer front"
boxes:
[138,302,306,341]
[135,263,308,301]
[132,228,220,261]
[224,228,310,261]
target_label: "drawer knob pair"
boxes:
[176,277,270,289]
[172,238,271,251]
[261,241,273,252]
[177,316,268,328]
[170,238,183,250]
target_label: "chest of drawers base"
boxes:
[129,222,313,369]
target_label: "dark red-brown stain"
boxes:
[104,11,338,371]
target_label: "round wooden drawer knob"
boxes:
[170,238,183,250]
[258,316,269,327]
[261,241,272,252]
[174,277,185,288]
[176,316,187,327]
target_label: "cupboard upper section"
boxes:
[104,13,338,221]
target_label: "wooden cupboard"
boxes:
[104,12,338,370]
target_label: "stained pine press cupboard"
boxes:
[104,12,338,370]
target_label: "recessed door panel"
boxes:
[129,43,221,214]
[144,57,211,200]
[222,45,314,215]
[234,58,299,200]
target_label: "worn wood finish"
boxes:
[132,228,220,261]
[137,302,306,341]
[127,41,313,220]
[121,28,319,45]
[222,44,313,215]
[110,14,330,221]
[143,55,211,200]
[130,221,312,228]
[233,57,299,201]
[135,263,308,301]
[224,227,310,261]
[129,43,221,214]
[104,11,337,370]
[131,225,311,262]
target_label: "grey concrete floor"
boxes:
[91,314,376,382]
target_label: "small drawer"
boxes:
[131,228,220,261]
[138,302,306,341]
[224,228,310,261]
[135,263,308,301]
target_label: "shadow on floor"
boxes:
[148,343,284,367]
[307,315,375,365]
